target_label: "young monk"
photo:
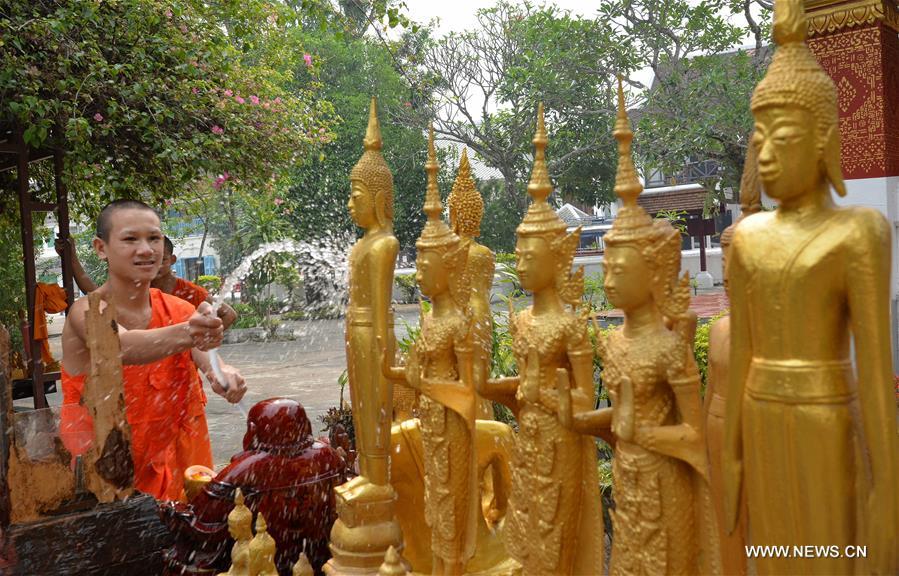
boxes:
[60,199,247,500]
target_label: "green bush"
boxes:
[280,310,307,321]
[197,275,222,293]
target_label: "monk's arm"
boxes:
[56,237,97,293]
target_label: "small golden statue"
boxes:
[724,1,899,573]
[562,80,719,575]
[327,97,404,573]
[218,488,252,576]
[703,140,759,576]
[292,553,313,576]
[383,125,479,575]
[378,546,409,576]
[447,148,496,421]
[479,104,604,575]
[249,513,278,576]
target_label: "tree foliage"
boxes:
[400,1,634,213]
[1,0,333,212]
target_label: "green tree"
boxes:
[400,1,635,215]
[1,0,333,212]
[598,0,772,205]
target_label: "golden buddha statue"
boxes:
[218,488,252,576]
[703,140,759,576]
[562,80,719,575]
[723,1,899,573]
[292,553,313,576]
[479,104,604,575]
[382,125,483,575]
[378,546,409,576]
[249,513,278,576]
[327,97,404,574]
[447,148,496,421]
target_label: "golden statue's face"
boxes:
[348,179,376,228]
[603,245,653,312]
[753,106,822,202]
[416,249,448,297]
[515,236,555,293]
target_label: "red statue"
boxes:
[161,398,346,575]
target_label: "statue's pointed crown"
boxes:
[517,103,567,236]
[447,148,485,237]
[378,545,407,576]
[350,97,395,218]
[605,77,654,245]
[751,1,838,134]
[416,124,458,250]
[228,488,252,528]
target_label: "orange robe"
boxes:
[167,278,214,486]
[34,283,69,364]
[60,289,213,500]
[172,277,209,309]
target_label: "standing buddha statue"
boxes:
[702,139,759,576]
[724,1,899,573]
[327,97,404,574]
[217,489,252,576]
[382,125,480,575]
[479,104,604,575]
[446,148,496,421]
[562,80,719,575]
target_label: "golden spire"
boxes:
[527,103,553,204]
[605,76,654,244]
[613,77,643,208]
[416,123,457,250]
[517,103,567,237]
[378,545,408,576]
[448,148,485,238]
[364,97,383,152]
[772,0,806,45]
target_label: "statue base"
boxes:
[324,477,404,575]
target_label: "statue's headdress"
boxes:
[227,488,252,537]
[751,0,845,195]
[447,149,485,238]
[416,125,470,308]
[516,103,583,306]
[350,98,396,220]
[605,78,690,319]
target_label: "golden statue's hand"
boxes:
[403,345,422,390]
[555,368,572,428]
[611,375,635,441]
[377,335,407,384]
[632,425,654,450]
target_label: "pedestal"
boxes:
[324,477,404,575]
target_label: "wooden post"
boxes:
[0,324,12,528]
[54,148,74,308]
[82,292,134,501]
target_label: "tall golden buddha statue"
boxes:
[724,1,899,573]
[562,80,718,575]
[327,97,404,574]
[479,104,604,575]
[447,149,496,421]
[703,140,759,576]
[382,126,502,575]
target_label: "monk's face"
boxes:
[94,208,163,283]
[753,106,822,203]
[155,250,176,281]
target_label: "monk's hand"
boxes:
[209,362,247,403]
[190,302,224,350]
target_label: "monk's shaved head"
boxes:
[96,199,158,241]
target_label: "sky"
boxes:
[404,0,598,36]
